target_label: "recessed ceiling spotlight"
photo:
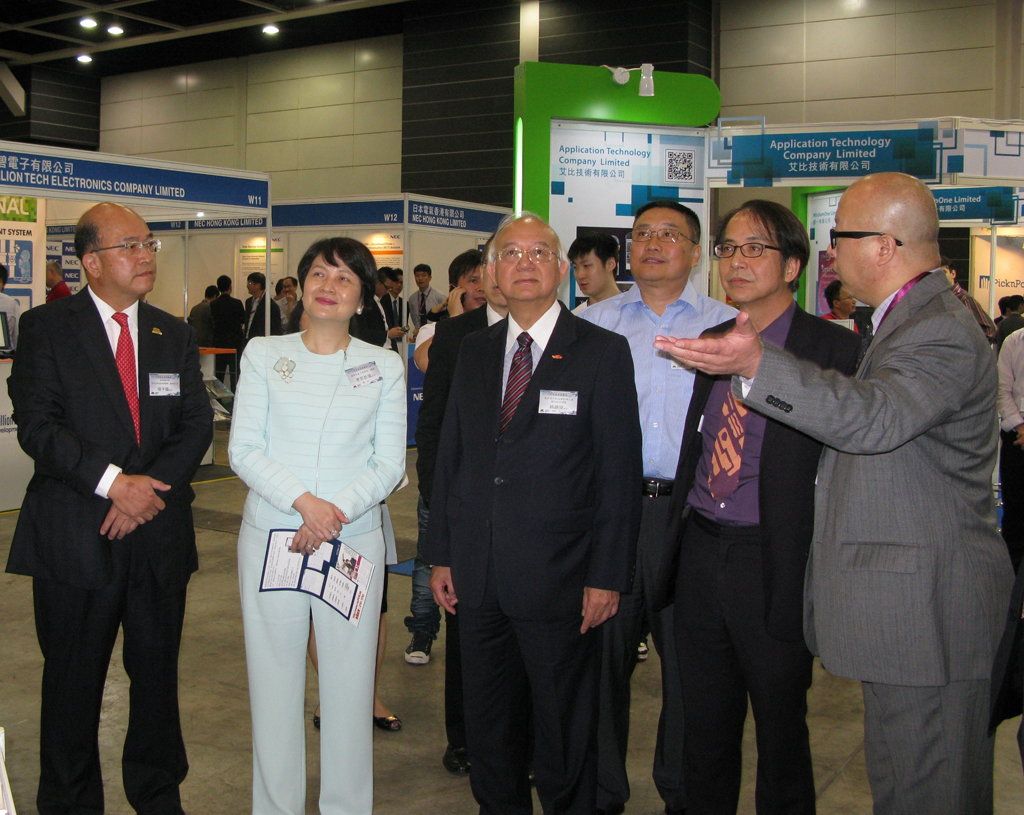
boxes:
[80,17,98,29]
[108,24,124,36]
[196,211,205,218]
[77,54,93,63]
[262,24,279,35]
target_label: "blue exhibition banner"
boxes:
[727,127,939,185]
[273,200,404,227]
[932,186,1016,222]
[0,148,268,209]
[407,344,423,447]
[408,200,504,233]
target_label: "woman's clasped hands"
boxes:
[290,492,350,554]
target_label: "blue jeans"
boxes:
[404,496,441,638]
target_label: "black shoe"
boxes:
[442,745,471,774]
[312,708,320,729]
[404,632,433,665]
[595,805,624,815]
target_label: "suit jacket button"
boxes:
[494,477,505,486]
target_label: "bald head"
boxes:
[844,172,939,248]
[831,173,942,306]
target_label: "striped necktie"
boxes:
[499,332,533,433]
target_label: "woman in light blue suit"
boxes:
[229,237,406,814]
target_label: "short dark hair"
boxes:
[413,263,431,276]
[824,279,844,309]
[448,249,483,288]
[999,296,1014,316]
[74,216,100,261]
[247,272,266,289]
[204,284,219,299]
[216,274,232,292]
[715,199,809,292]
[567,233,619,264]
[296,237,377,315]
[0,263,8,286]
[381,266,402,284]
[274,275,297,296]
[1008,295,1024,312]
[634,200,701,243]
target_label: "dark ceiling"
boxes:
[0,0,409,77]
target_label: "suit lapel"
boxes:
[137,303,162,452]
[858,270,946,376]
[505,306,578,435]
[484,318,507,435]
[72,289,138,443]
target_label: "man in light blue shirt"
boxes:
[583,200,735,814]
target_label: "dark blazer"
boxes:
[349,299,388,348]
[423,305,643,619]
[210,292,245,349]
[381,293,404,329]
[661,306,860,640]
[244,294,282,342]
[416,306,489,504]
[6,288,213,590]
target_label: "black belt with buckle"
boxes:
[642,477,674,498]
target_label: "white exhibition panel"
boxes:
[0,138,271,512]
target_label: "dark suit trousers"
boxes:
[33,541,188,815]
[1000,430,1024,572]
[596,494,685,811]
[674,514,814,815]
[459,571,600,814]
[444,608,466,749]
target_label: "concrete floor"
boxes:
[1,431,1023,813]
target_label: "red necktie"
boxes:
[112,312,141,444]
[499,332,533,433]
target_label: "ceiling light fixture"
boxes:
[262,24,280,35]
[77,54,93,63]
[108,24,124,36]
[196,211,205,218]
[603,63,656,97]
[80,17,98,29]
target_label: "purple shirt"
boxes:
[686,301,796,526]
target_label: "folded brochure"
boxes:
[259,529,375,625]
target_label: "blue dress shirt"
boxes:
[583,281,736,479]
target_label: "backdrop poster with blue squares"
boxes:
[549,120,709,306]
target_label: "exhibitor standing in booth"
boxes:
[6,202,213,814]
[229,237,406,814]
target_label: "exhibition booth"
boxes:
[0,138,272,511]
[512,62,1024,317]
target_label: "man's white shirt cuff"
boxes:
[95,464,123,498]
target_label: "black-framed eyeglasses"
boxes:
[90,238,162,255]
[713,242,782,259]
[829,230,903,249]
[631,227,698,245]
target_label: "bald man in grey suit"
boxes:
[654,172,1013,814]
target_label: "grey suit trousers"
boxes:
[862,679,993,815]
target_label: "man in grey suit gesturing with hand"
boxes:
[654,172,1012,814]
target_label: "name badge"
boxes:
[149,373,180,396]
[538,389,578,415]
[345,361,383,388]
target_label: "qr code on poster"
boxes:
[665,149,695,183]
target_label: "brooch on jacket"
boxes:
[273,357,296,383]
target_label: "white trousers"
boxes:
[238,520,384,815]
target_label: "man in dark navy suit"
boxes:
[7,202,212,814]
[425,213,642,814]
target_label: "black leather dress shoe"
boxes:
[595,805,624,815]
[442,745,471,774]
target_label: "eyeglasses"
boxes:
[829,230,903,249]
[713,242,782,259]
[631,227,698,245]
[495,246,557,264]
[90,238,162,255]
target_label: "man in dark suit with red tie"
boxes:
[7,202,213,814]
[424,213,642,814]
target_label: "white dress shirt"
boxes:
[87,287,141,497]
[998,327,1024,432]
[501,300,561,394]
